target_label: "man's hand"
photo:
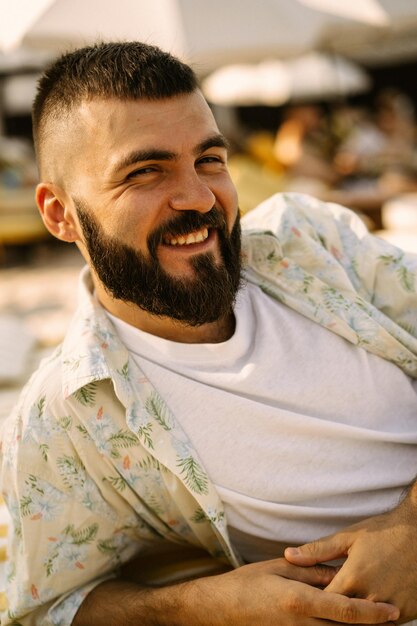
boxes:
[74,558,399,625]
[284,488,417,624]
[185,558,399,626]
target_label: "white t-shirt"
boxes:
[107,283,417,562]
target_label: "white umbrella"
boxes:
[202,52,371,106]
[298,0,389,25]
[286,52,371,100]
[201,60,291,107]
[0,0,397,73]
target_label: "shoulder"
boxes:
[0,346,64,445]
[241,192,368,239]
[13,344,64,412]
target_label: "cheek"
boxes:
[114,221,150,250]
[220,178,239,228]
[103,203,151,248]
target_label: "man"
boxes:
[0,41,416,626]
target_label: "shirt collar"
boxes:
[241,230,283,268]
[61,266,129,399]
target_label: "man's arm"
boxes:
[73,558,399,626]
[285,481,417,624]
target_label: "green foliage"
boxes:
[260,283,286,304]
[39,443,49,462]
[210,510,225,524]
[302,275,314,293]
[106,475,128,492]
[108,429,140,449]
[139,456,160,472]
[117,361,129,380]
[397,266,416,293]
[145,393,172,431]
[378,253,401,265]
[267,250,279,262]
[97,538,118,555]
[57,455,84,474]
[14,522,22,540]
[145,493,164,516]
[323,287,350,313]
[177,456,209,495]
[58,415,73,431]
[76,424,90,438]
[57,455,85,488]
[74,382,98,406]
[317,234,327,249]
[64,522,99,545]
[349,257,359,279]
[6,562,16,583]
[36,396,46,417]
[45,557,55,577]
[190,508,207,524]
[137,423,154,449]
[19,495,32,517]
[27,474,43,495]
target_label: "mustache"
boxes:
[147,207,228,255]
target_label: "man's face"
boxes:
[64,91,242,325]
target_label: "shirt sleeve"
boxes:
[310,194,417,342]
[3,575,117,626]
[0,383,158,625]
[245,192,417,346]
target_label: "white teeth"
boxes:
[165,227,209,246]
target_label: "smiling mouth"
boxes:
[163,227,209,246]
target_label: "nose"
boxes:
[168,169,215,213]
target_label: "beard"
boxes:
[75,200,242,327]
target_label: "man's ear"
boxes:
[36,183,80,242]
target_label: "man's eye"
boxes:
[127,167,157,178]
[198,156,224,165]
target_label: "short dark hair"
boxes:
[32,41,198,158]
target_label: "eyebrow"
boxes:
[112,133,229,175]
[196,133,230,154]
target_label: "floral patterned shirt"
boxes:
[1,193,417,625]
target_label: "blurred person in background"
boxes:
[1,42,417,626]
[322,92,417,224]
[273,104,337,186]
[333,90,416,187]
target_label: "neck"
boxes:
[95,281,236,344]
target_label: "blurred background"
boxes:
[2,0,417,415]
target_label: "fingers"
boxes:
[284,563,338,588]
[285,534,350,567]
[260,565,400,625]
[235,559,400,625]
[260,558,338,587]
[325,567,358,596]
[302,587,399,624]
[336,622,398,626]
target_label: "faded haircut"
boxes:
[32,41,198,161]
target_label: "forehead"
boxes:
[73,91,219,170]
[41,91,220,185]
[45,91,221,187]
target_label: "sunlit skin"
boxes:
[36,91,240,342]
